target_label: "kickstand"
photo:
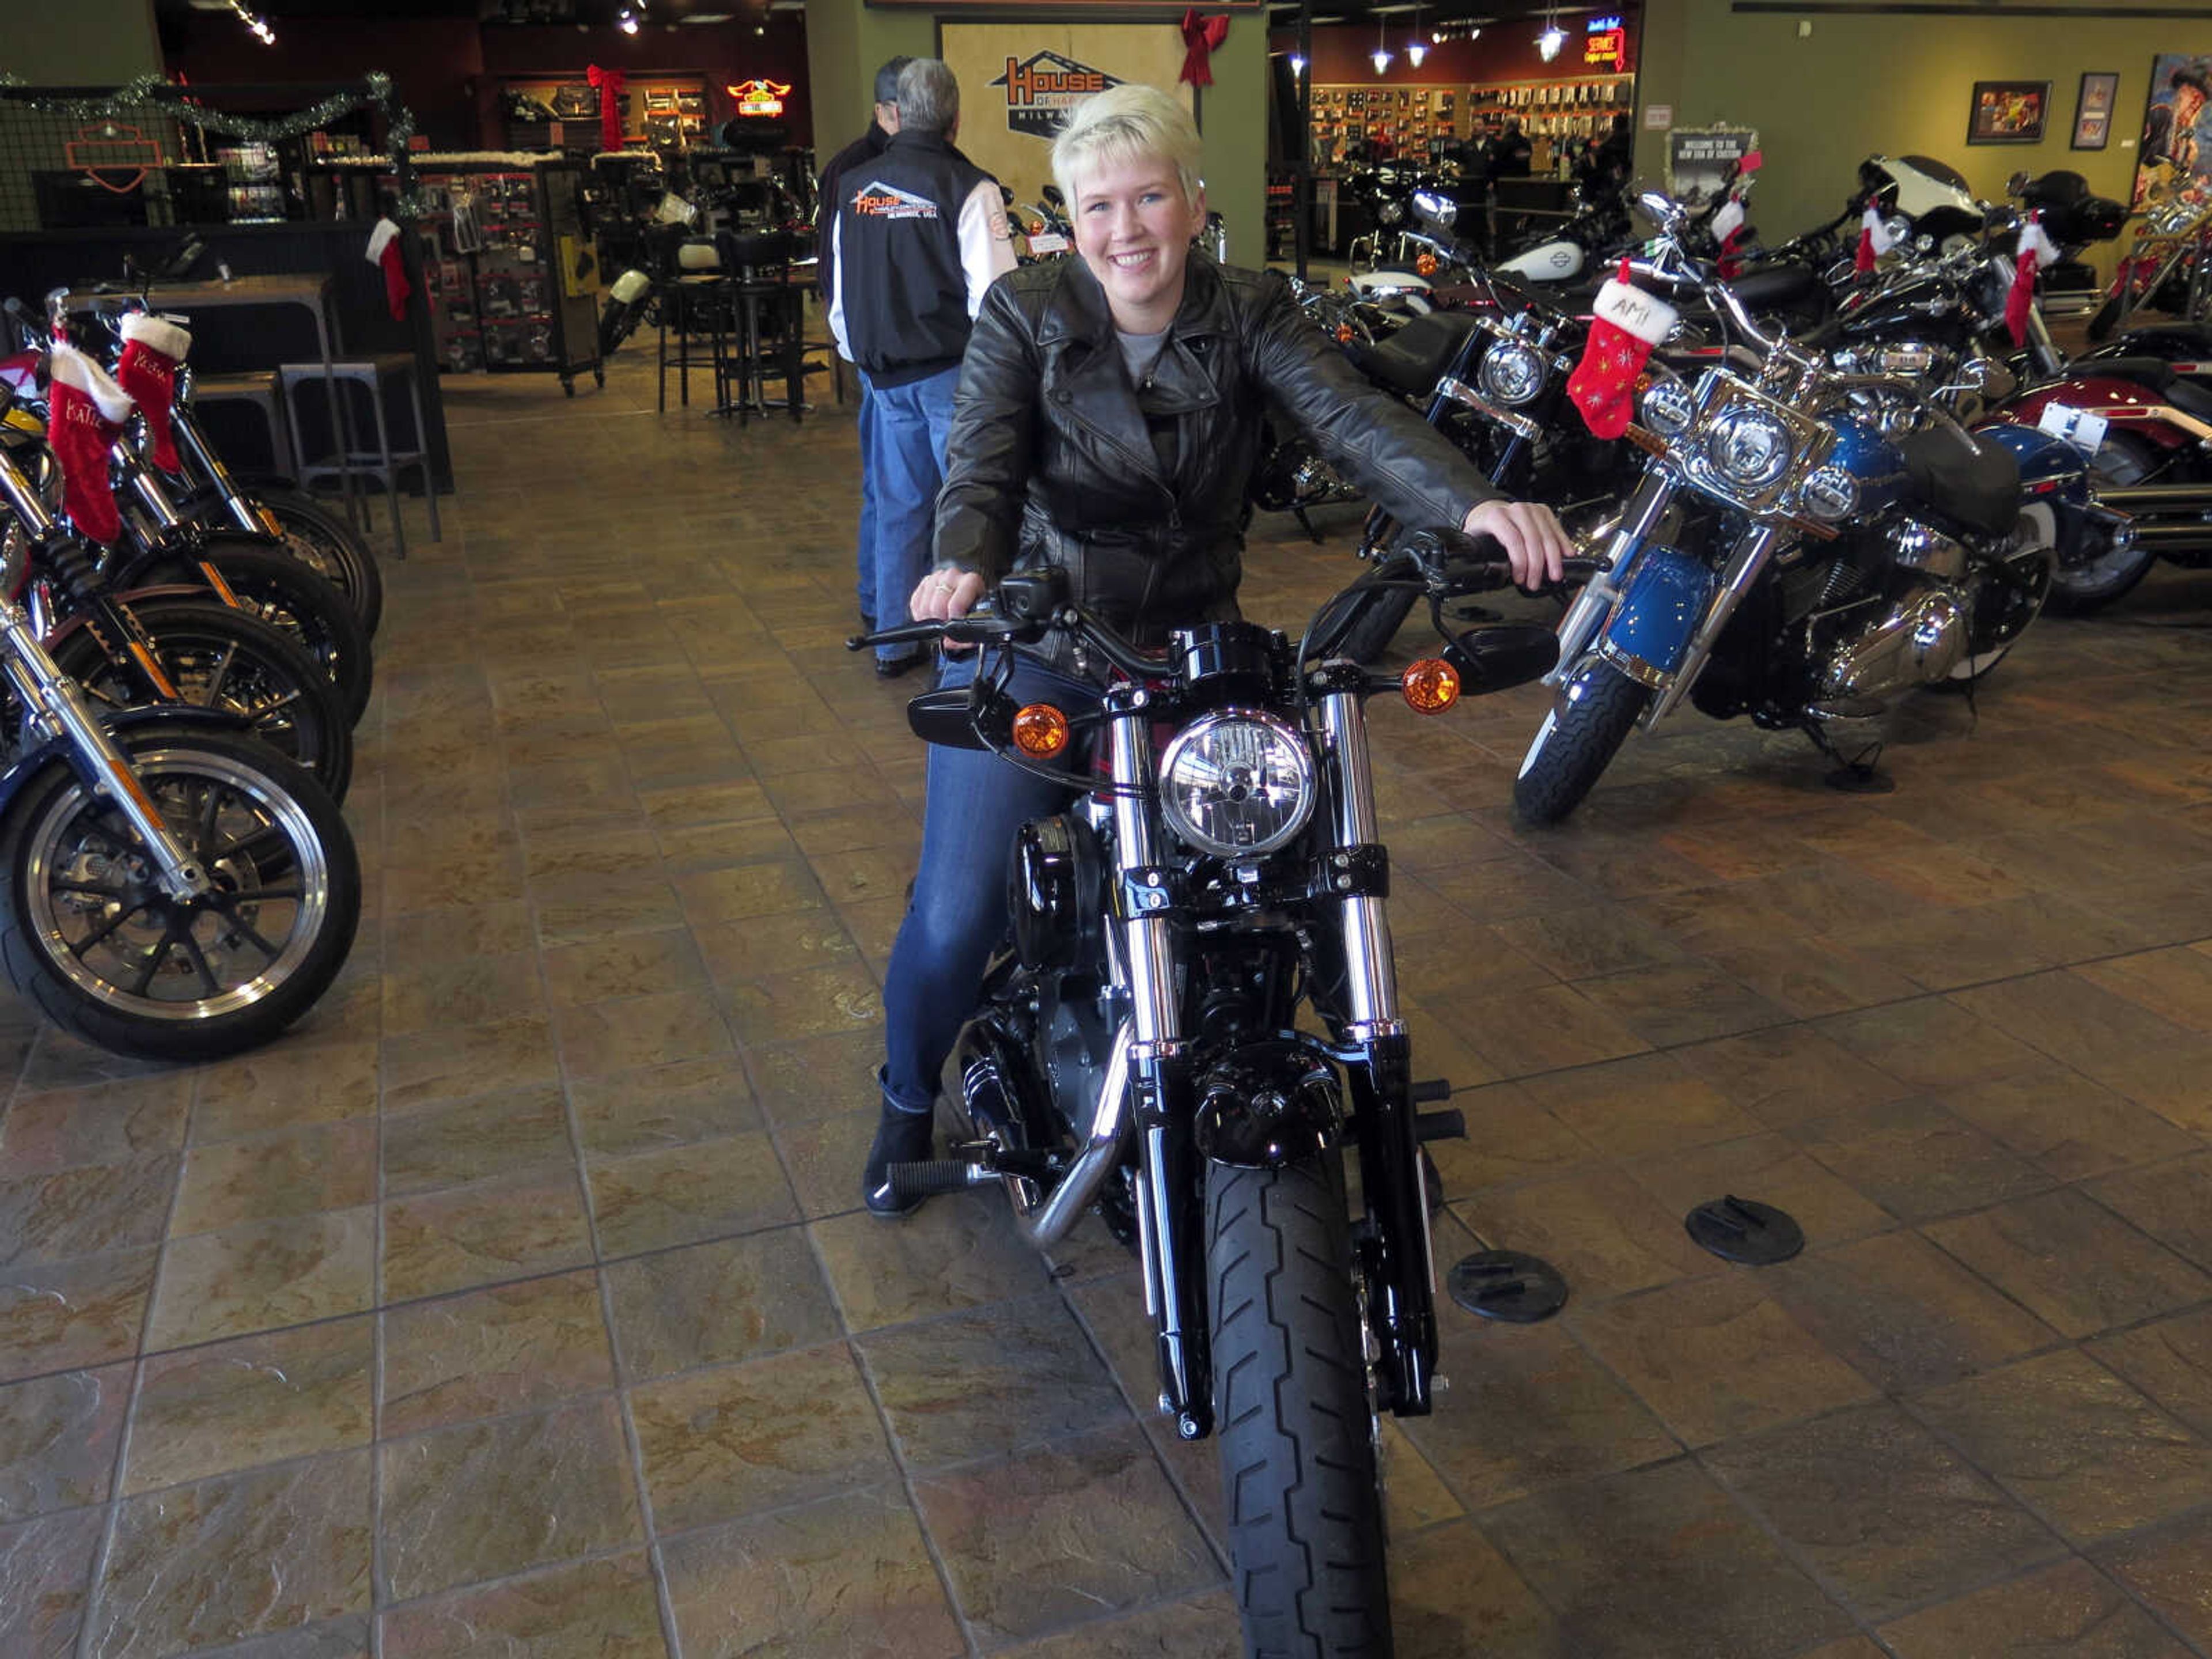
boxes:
[1803,721,1895,794]
[1293,505,1323,544]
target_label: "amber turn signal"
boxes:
[1400,658,1461,714]
[1416,252,1438,276]
[1013,703,1071,758]
[1336,323,1357,343]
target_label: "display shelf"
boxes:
[1307,73,1633,167]
[406,155,602,393]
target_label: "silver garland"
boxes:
[0,71,431,218]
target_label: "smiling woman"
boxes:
[868,84,1573,1217]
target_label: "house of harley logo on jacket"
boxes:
[991,51,1125,139]
[851,181,941,220]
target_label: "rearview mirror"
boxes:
[1441,624,1560,694]
[904,684,1016,752]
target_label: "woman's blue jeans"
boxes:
[880,652,1101,1114]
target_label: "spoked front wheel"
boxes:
[1209,1157,1392,1658]
[246,485,385,637]
[51,597,354,801]
[0,730,360,1059]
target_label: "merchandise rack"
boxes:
[410,153,603,395]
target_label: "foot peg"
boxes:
[1415,1108,1465,1143]
[886,1159,994,1198]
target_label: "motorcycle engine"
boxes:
[1802,520,1971,704]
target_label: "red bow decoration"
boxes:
[1180,10,1230,88]
[588,65,626,153]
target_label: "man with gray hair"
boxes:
[828,58,1015,676]
[817,55,910,637]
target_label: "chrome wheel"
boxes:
[25,746,331,1020]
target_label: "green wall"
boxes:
[2,0,162,83]
[1636,0,2212,270]
[804,3,1266,267]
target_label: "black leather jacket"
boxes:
[933,252,1497,653]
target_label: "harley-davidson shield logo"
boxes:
[990,51,1124,139]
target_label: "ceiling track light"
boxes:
[226,0,274,44]
[1537,6,1566,61]
[617,2,644,32]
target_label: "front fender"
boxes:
[1594,544,1714,686]
[1194,1040,1343,1171]
[0,704,253,825]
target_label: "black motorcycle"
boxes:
[850,536,1573,1657]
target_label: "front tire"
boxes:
[1209,1158,1391,1659]
[249,486,385,637]
[1512,658,1650,825]
[51,598,354,802]
[0,730,360,1060]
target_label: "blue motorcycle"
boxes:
[1513,195,2096,824]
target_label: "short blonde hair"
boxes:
[1051,84,1203,209]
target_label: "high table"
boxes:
[65,272,361,525]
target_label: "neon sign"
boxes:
[1585,26,1625,66]
[725,79,790,117]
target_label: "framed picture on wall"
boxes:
[2074,71,2119,149]
[2132,54,2212,210]
[1967,80,2050,145]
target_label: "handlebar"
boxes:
[842,532,1602,671]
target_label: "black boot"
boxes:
[862,1098,937,1219]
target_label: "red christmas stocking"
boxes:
[116,312,191,475]
[1567,261,1680,440]
[2007,212,2059,346]
[46,344,134,545]
[1854,204,1894,275]
[368,218,411,322]
[1711,198,1747,279]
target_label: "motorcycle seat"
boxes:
[1900,429,2021,537]
[1351,310,1481,398]
[1729,263,1821,313]
[2080,355,2177,391]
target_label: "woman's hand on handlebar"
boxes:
[908,566,989,652]
[1464,498,1573,590]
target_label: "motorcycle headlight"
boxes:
[1378,200,1406,226]
[1706,404,1794,489]
[1159,711,1316,858]
[1412,190,1457,229]
[1800,464,1859,522]
[1478,341,1547,406]
[1640,377,1695,438]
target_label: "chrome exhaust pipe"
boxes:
[1016,1021,1132,1249]
[2093,481,2212,514]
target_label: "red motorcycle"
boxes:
[1998,354,2212,609]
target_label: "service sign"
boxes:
[941,23,1196,214]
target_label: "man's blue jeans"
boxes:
[880,652,1101,1114]
[855,373,878,626]
[860,365,960,668]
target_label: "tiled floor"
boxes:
[5,345,2212,1658]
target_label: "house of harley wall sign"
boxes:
[939,22,1198,213]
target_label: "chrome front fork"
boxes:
[1544,469,1676,688]
[1315,680,1436,1414]
[0,603,207,900]
[1106,686,1209,1439]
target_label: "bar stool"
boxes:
[657,238,733,414]
[710,230,806,424]
[276,355,441,559]
[184,371,297,479]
